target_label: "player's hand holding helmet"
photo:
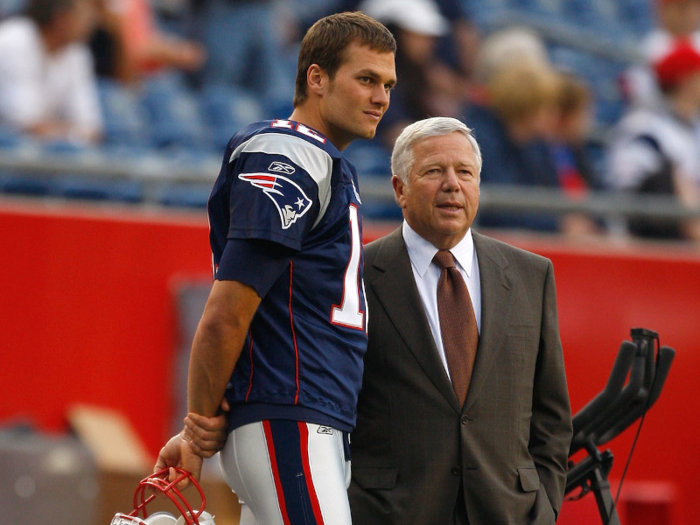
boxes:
[110,468,215,525]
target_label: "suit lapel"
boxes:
[369,228,462,412]
[463,231,512,413]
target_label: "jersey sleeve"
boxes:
[226,131,333,251]
[216,238,295,298]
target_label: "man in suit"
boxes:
[348,116,572,524]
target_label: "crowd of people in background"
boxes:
[1,0,700,244]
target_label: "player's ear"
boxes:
[307,64,327,97]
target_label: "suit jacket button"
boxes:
[452,467,462,476]
[461,415,470,424]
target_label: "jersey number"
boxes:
[331,205,365,330]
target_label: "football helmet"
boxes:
[110,468,215,525]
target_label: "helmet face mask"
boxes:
[111,512,180,524]
[110,514,150,525]
[110,468,215,525]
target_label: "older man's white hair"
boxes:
[391,117,482,184]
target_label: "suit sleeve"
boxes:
[530,260,573,518]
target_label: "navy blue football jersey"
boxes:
[208,120,368,433]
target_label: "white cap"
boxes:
[360,0,449,37]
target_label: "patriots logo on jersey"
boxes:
[239,173,313,230]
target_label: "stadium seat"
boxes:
[139,73,209,151]
[51,175,143,203]
[156,183,212,209]
[0,125,23,149]
[562,0,622,37]
[462,0,510,26]
[0,171,54,196]
[0,0,26,18]
[509,0,564,21]
[199,85,263,152]
[97,79,149,147]
[616,0,653,36]
[342,141,392,179]
[260,96,295,122]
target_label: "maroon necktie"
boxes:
[433,250,478,407]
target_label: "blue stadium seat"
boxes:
[343,141,392,179]
[362,202,403,221]
[0,172,54,196]
[199,85,263,152]
[550,46,598,79]
[617,0,653,37]
[260,96,295,122]
[509,0,563,20]
[0,0,26,18]
[156,184,212,209]
[562,0,622,37]
[461,0,510,26]
[51,175,144,203]
[139,73,209,151]
[97,79,149,147]
[0,125,23,149]
[99,142,153,160]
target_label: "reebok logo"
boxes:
[317,426,334,435]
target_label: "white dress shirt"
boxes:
[402,221,481,379]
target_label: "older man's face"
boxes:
[393,132,480,250]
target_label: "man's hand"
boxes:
[153,399,228,488]
[178,437,203,488]
[152,431,203,489]
[184,399,229,457]
[154,432,184,474]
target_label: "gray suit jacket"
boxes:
[349,228,572,525]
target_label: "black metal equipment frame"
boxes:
[564,328,675,525]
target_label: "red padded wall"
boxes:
[1,201,698,524]
[0,201,211,456]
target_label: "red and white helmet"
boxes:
[110,468,215,525]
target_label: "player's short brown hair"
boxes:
[293,12,396,107]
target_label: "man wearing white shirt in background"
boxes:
[0,0,103,144]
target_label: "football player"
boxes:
[154,12,396,525]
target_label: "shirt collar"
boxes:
[402,221,475,277]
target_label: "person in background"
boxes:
[189,0,292,100]
[93,0,205,82]
[89,0,130,81]
[623,0,700,107]
[463,61,561,232]
[608,40,700,242]
[472,26,551,94]
[548,71,602,237]
[360,0,458,147]
[0,0,103,144]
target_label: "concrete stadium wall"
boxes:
[1,200,698,524]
